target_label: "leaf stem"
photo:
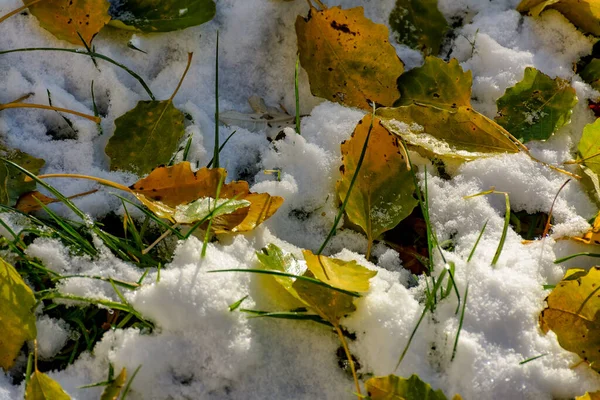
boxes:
[0,103,100,123]
[169,53,194,102]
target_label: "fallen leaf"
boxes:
[100,367,127,400]
[105,100,185,175]
[256,244,308,306]
[388,0,449,56]
[220,96,294,136]
[337,114,417,257]
[577,391,600,400]
[25,370,71,400]
[495,67,577,142]
[0,149,45,207]
[302,250,377,293]
[517,0,600,36]
[396,57,472,109]
[578,119,600,177]
[24,0,111,46]
[377,105,520,162]
[0,257,37,370]
[539,266,600,373]
[366,374,462,400]
[296,4,403,110]
[580,59,600,91]
[109,0,216,32]
[16,189,97,213]
[572,213,600,245]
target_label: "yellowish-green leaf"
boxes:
[517,0,600,36]
[388,0,449,56]
[337,114,417,257]
[0,149,45,207]
[24,0,111,46]
[377,105,520,162]
[539,266,600,373]
[302,250,377,293]
[108,0,215,32]
[173,197,251,224]
[366,374,462,400]
[0,257,37,370]
[25,371,70,400]
[106,100,185,175]
[100,367,127,400]
[296,5,403,110]
[578,119,600,177]
[256,244,307,306]
[495,67,577,142]
[576,391,600,400]
[396,57,472,109]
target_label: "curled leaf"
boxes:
[517,0,600,36]
[25,370,70,400]
[0,257,37,370]
[495,67,577,143]
[296,5,403,110]
[337,114,417,257]
[366,374,461,400]
[539,267,600,373]
[24,0,111,46]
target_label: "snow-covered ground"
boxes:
[1,0,600,398]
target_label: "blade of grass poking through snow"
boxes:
[240,309,333,327]
[468,220,488,262]
[209,269,361,297]
[46,89,75,132]
[213,31,220,169]
[451,283,469,361]
[318,103,376,255]
[114,195,185,240]
[0,48,155,100]
[519,353,547,365]
[228,295,248,311]
[295,53,301,135]
[206,130,237,168]
[25,352,33,386]
[182,135,193,161]
[554,252,600,263]
[76,31,98,68]
[0,102,100,123]
[121,365,142,400]
[91,81,103,135]
[465,190,510,267]
[201,173,225,257]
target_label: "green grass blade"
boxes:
[554,252,600,263]
[295,54,301,135]
[213,31,220,169]
[206,130,237,168]
[121,365,142,400]
[468,220,488,262]
[492,192,510,266]
[228,295,248,311]
[519,353,547,365]
[451,283,468,361]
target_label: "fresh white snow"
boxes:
[1,0,600,399]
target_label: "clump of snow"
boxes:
[35,316,71,360]
[1,0,600,399]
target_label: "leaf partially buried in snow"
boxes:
[25,370,71,400]
[0,149,45,207]
[23,0,111,46]
[337,114,417,257]
[109,0,216,32]
[581,59,600,92]
[395,57,472,109]
[571,212,600,245]
[219,96,294,136]
[388,0,449,56]
[296,4,403,110]
[105,100,185,175]
[539,267,600,373]
[130,162,283,232]
[578,119,600,177]
[0,257,37,370]
[366,374,462,400]
[377,105,520,162]
[100,367,127,400]
[256,243,306,304]
[517,0,600,36]
[576,391,600,400]
[495,67,577,143]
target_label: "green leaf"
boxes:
[396,57,472,109]
[109,0,216,32]
[495,67,577,142]
[517,0,600,36]
[377,105,520,162]
[295,5,404,110]
[25,371,71,400]
[105,101,185,175]
[366,374,461,400]
[0,258,37,370]
[578,119,600,177]
[0,149,45,207]
[580,59,600,91]
[337,114,418,256]
[100,367,127,400]
[388,0,449,56]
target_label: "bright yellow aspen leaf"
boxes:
[25,371,70,400]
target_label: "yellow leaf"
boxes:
[366,374,460,399]
[517,0,600,36]
[15,191,57,213]
[295,4,403,110]
[23,0,111,46]
[302,250,376,294]
[0,257,36,370]
[25,371,70,400]
[539,267,600,373]
[100,368,127,400]
[337,114,417,257]
[577,391,600,400]
[572,214,600,245]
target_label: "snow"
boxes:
[1,0,600,399]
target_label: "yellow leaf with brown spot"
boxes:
[24,0,111,46]
[517,0,600,36]
[0,257,36,370]
[539,267,600,373]
[337,114,417,257]
[295,5,403,110]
